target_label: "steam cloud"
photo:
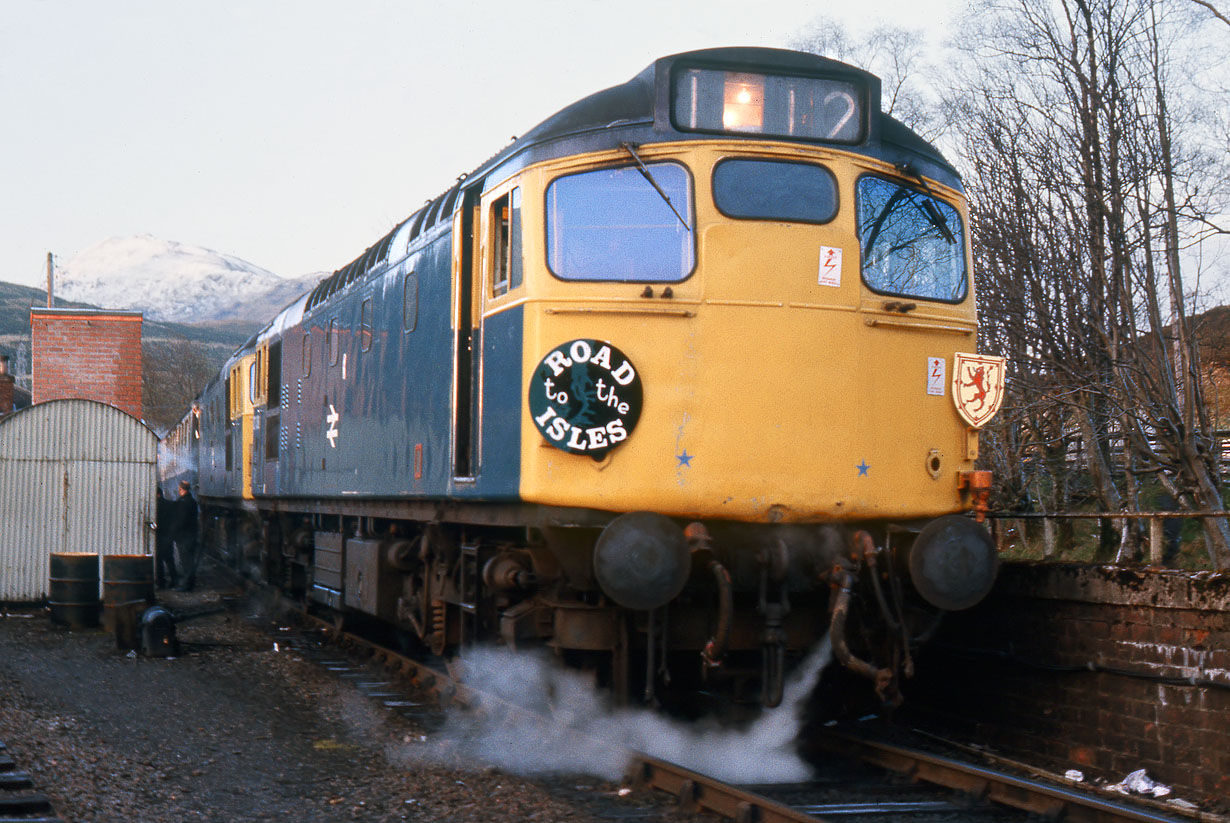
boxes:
[156,441,198,490]
[399,638,832,783]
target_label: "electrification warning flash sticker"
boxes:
[818,246,842,287]
[927,357,946,396]
[529,339,643,457]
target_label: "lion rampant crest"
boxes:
[951,353,1006,428]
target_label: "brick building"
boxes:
[0,355,16,416]
[30,307,143,419]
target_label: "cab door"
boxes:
[247,342,281,496]
[478,182,525,493]
[450,178,524,494]
[249,346,265,492]
[227,354,256,500]
[451,186,482,481]
[262,341,282,495]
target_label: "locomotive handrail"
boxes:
[704,298,784,307]
[863,317,975,334]
[988,510,1230,519]
[862,307,972,323]
[543,306,696,317]
[786,300,858,312]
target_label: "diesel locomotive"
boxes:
[160,47,1005,709]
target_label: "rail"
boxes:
[814,732,1195,823]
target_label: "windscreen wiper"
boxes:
[863,187,910,258]
[895,162,956,244]
[620,142,691,232]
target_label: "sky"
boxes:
[0,0,966,287]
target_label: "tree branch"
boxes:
[1189,0,1230,27]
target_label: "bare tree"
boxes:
[1188,0,1230,27]
[142,337,223,433]
[954,0,1230,566]
[790,17,940,138]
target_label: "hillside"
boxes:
[0,234,327,367]
[0,235,330,430]
[0,280,257,359]
[53,235,322,325]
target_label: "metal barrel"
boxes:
[101,554,155,641]
[48,552,101,629]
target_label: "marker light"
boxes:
[723,73,764,132]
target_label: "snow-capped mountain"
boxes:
[53,235,323,325]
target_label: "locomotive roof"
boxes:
[295,47,963,321]
[475,46,961,192]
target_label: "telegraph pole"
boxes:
[46,252,54,308]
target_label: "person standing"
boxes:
[173,480,200,591]
[154,486,180,589]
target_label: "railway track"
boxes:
[808,732,1201,823]
[254,596,1210,823]
[0,741,62,823]
[623,738,1199,823]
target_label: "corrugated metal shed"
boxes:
[0,399,157,602]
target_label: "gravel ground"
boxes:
[0,561,688,823]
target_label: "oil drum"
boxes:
[102,554,155,645]
[48,552,101,629]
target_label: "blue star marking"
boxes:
[677,450,694,467]
[856,460,870,477]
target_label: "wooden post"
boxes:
[1149,516,1164,565]
[993,518,1010,553]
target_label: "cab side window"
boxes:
[491,187,522,297]
[328,318,341,365]
[403,270,418,332]
[360,299,373,352]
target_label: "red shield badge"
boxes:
[951,352,1006,428]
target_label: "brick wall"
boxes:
[0,356,13,415]
[903,563,1230,806]
[30,308,143,419]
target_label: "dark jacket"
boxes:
[156,489,179,542]
[174,490,198,537]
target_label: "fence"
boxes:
[985,510,1230,564]
[1036,430,1230,472]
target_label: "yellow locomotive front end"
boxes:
[518,142,985,524]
